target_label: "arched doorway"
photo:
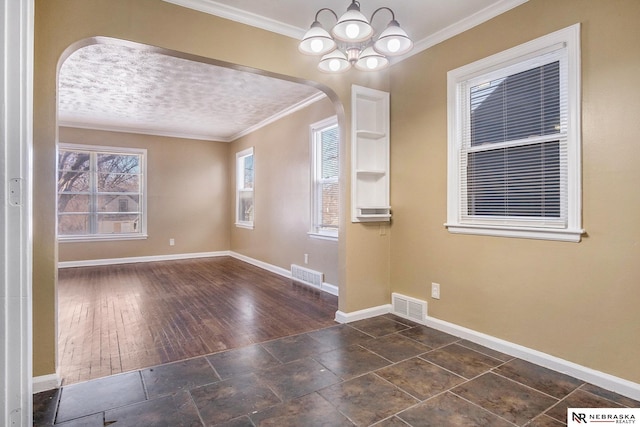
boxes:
[55,37,344,384]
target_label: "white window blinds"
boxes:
[446,24,583,242]
[459,49,568,228]
[310,116,339,238]
[318,125,339,231]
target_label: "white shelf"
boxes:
[351,85,391,223]
[356,207,392,221]
[356,130,386,139]
[356,169,386,176]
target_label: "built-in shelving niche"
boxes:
[351,85,391,223]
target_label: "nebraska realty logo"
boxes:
[569,408,639,425]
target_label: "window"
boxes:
[446,24,583,242]
[235,147,254,228]
[310,117,339,239]
[57,144,146,241]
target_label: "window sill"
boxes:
[308,231,338,242]
[58,234,148,243]
[235,222,254,230]
[445,223,584,242]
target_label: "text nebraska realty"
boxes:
[573,412,636,424]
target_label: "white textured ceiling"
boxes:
[58,0,528,141]
[58,43,324,142]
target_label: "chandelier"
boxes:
[298,0,413,73]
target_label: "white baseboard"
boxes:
[57,250,338,296]
[228,251,290,278]
[422,315,640,402]
[322,282,339,296]
[229,251,339,297]
[58,251,230,268]
[334,303,640,401]
[335,304,392,323]
[33,372,60,394]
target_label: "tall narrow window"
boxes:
[57,144,146,240]
[235,147,254,229]
[310,117,339,239]
[446,24,583,242]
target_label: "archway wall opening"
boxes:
[34,0,392,379]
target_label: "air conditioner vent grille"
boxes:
[291,264,323,289]
[391,293,427,324]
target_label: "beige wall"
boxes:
[35,0,640,387]
[389,0,640,383]
[229,99,339,285]
[58,127,229,262]
[34,0,390,377]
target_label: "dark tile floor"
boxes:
[34,314,639,426]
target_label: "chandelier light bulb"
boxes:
[310,39,324,53]
[355,46,389,71]
[318,49,351,73]
[299,20,337,56]
[332,1,373,42]
[373,20,413,57]
[366,57,379,70]
[387,38,401,53]
[345,23,360,39]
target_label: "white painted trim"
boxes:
[446,24,582,242]
[401,0,529,61]
[58,120,230,143]
[307,232,338,242]
[2,0,34,425]
[162,0,305,39]
[162,0,529,68]
[445,224,584,243]
[230,92,327,141]
[57,251,338,299]
[32,373,61,394]
[235,147,255,228]
[228,251,291,279]
[228,251,339,298]
[334,304,392,324]
[423,315,640,402]
[60,92,327,143]
[58,251,230,269]
[334,299,640,401]
[321,282,339,297]
[309,116,340,238]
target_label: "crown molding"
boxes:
[228,91,327,141]
[59,91,327,143]
[164,0,529,64]
[58,119,232,142]
[398,0,530,62]
[162,0,305,39]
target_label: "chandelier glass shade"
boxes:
[299,0,413,72]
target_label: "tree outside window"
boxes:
[57,144,146,240]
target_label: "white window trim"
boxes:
[445,23,583,242]
[309,116,339,241]
[57,143,148,242]
[235,146,254,229]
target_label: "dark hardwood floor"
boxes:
[57,256,338,385]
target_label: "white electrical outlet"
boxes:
[431,283,441,299]
[304,254,309,264]
[169,238,175,246]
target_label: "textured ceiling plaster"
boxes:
[58,43,323,141]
